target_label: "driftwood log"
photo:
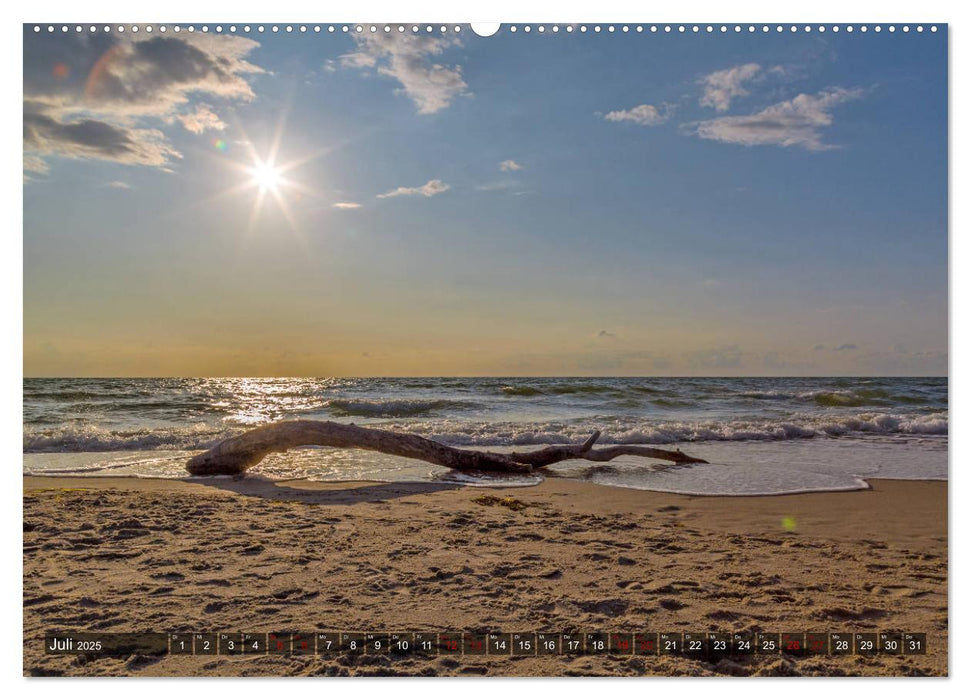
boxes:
[186,419,708,476]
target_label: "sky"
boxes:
[23,25,948,377]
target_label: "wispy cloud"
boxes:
[691,88,863,150]
[177,104,226,134]
[833,343,859,352]
[106,180,131,189]
[603,103,669,126]
[340,33,468,114]
[23,33,263,174]
[699,63,762,112]
[376,179,450,199]
[332,201,362,210]
[23,154,49,175]
[499,159,522,172]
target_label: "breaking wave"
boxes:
[323,398,479,418]
[23,423,236,453]
[396,412,947,446]
[24,411,947,453]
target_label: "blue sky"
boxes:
[23,26,947,376]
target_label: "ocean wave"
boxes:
[812,413,948,436]
[498,383,620,396]
[23,389,156,401]
[323,398,479,418]
[499,383,666,398]
[500,386,545,397]
[384,411,948,446]
[23,423,235,453]
[735,387,941,408]
[23,413,948,453]
[803,389,896,407]
[545,383,626,395]
[738,390,796,400]
[650,398,693,408]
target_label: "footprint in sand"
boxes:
[150,571,186,582]
[813,606,888,622]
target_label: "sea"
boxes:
[23,377,947,496]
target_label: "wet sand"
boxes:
[23,476,947,677]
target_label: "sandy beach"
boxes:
[23,475,947,677]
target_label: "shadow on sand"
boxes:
[181,475,466,506]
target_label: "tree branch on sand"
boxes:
[185,420,708,477]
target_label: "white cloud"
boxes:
[23,154,49,175]
[377,179,450,199]
[699,63,762,112]
[332,201,362,210]
[692,88,863,151]
[603,103,668,126]
[106,181,131,189]
[177,104,226,134]
[340,33,468,114]
[23,33,263,173]
[499,159,522,171]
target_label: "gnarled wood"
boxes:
[186,420,708,476]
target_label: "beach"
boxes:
[23,475,947,677]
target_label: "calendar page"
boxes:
[22,18,947,679]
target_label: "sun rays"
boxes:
[194,112,317,238]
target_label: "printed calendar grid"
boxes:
[46,632,927,657]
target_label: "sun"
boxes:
[250,160,283,192]
[202,110,326,234]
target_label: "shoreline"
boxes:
[24,476,947,676]
[22,471,948,499]
[23,431,949,496]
